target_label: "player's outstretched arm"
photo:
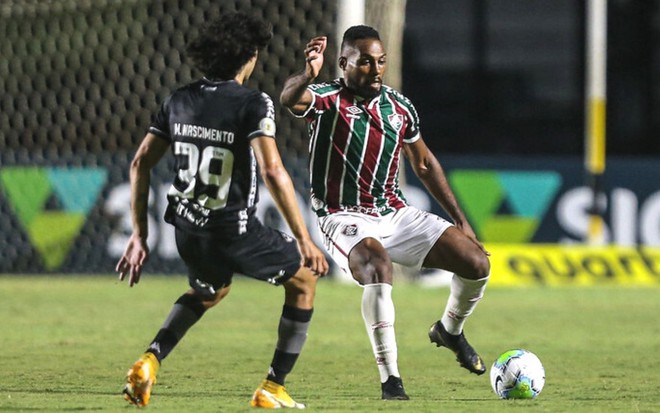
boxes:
[280,36,327,115]
[404,137,489,255]
[116,133,170,286]
[251,136,329,276]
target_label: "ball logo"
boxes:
[0,167,107,270]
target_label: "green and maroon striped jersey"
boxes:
[299,79,421,217]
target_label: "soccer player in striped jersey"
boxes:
[281,26,491,400]
[115,12,328,409]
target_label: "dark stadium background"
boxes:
[0,0,658,273]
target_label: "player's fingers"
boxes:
[306,36,326,49]
[314,255,328,277]
[115,257,126,273]
[117,261,129,281]
[128,267,141,287]
[472,238,490,256]
[134,267,142,284]
[316,37,327,53]
[314,256,325,276]
[305,256,320,276]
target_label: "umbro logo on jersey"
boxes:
[346,105,363,119]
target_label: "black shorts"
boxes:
[174,219,301,294]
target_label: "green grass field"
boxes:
[1,275,659,412]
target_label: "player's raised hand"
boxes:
[304,36,327,79]
[116,233,150,287]
[298,238,329,277]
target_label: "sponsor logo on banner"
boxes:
[486,244,660,286]
[0,167,107,270]
[450,170,562,243]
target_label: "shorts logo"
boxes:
[268,269,287,285]
[342,224,358,236]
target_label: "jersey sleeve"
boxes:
[244,92,277,139]
[300,83,335,121]
[148,95,172,141]
[401,96,421,144]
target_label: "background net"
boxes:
[0,0,337,163]
[0,0,340,272]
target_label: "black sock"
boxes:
[146,293,207,362]
[266,305,313,385]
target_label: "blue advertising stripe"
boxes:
[47,168,108,214]
[497,171,562,218]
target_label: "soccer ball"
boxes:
[490,349,545,399]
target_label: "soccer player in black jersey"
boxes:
[115,12,328,409]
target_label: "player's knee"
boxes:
[284,271,317,308]
[200,285,231,309]
[349,242,393,284]
[286,269,317,296]
[469,252,490,279]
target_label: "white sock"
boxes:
[361,283,400,382]
[441,274,489,335]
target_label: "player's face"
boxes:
[340,38,387,99]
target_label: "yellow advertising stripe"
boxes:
[587,98,606,174]
[485,244,660,286]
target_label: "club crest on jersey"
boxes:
[342,224,358,236]
[388,113,404,132]
[346,105,363,119]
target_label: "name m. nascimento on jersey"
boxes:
[173,122,235,144]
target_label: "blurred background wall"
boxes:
[403,0,659,156]
[0,0,658,274]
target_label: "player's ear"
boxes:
[338,56,347,70]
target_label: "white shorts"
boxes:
[317,206,453,276]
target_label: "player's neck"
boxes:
[235,55,258,85]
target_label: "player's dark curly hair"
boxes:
[186,12,272,80]
[341,25,381,50]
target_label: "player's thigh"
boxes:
[317,212,381,276]
[423,226,490,278]
[175,228,234,293]
[233,221,302,285]
[386,207,451,268]
[348,237,394,284]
